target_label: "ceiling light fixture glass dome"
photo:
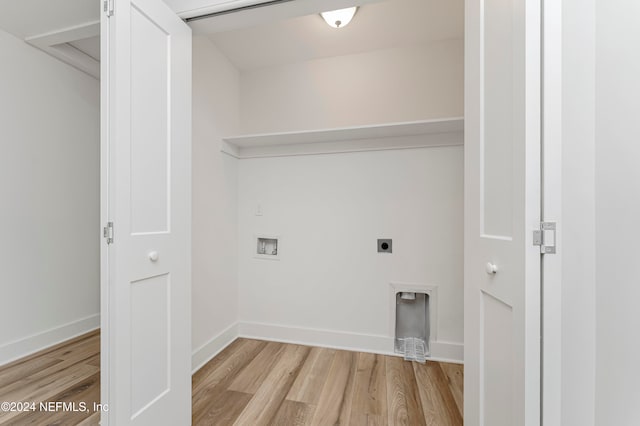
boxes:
[320,7,358,29]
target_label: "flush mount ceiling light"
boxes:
[320,7,358,29]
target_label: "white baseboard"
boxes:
[190,321,463,373]
[238,321,396,356]
[0,314,100,366]
[238,321,464,363]
[0,316,461,370]
[429,341,464,364]
[191,322,239,373]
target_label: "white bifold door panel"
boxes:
[101,0,192,425]
[464,0,541,425]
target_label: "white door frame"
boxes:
[98,0,561,422]
[541,0,563,424]
[544,1,598,425]
[99,5,111,422]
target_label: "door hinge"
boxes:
[533,222,556,254]
[103,222,114,244]
[104,0,114,17]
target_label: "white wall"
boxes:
[191,36,241,370]
[0,29,100,365]
[237,146,464,360]
[594,0,640,424]
[239,39,464,133]
[193,30,464,363]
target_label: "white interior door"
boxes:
[101,0,192,424]
[464,0,541,425]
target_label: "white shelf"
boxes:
[221,117,464,159]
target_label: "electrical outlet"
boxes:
[377,239,392,253]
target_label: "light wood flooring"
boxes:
[0,330,101,425]
[0,333,463,426]
[193,338,463,426]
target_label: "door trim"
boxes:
[99,3,111,423]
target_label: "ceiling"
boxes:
[207,0,464,71]
[0,0,463,75]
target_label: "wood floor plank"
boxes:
[192,339,268,424]
[0,356,63,390]
[233,344,311,425]
[0,364,98,424]
[413,362,463,426]
[386,356,426,426]
[349,353,387,424]
[192,338,249,390]
[386,356,409,425]
[439,362,464,415]
[9,372,100,426]
[0,330,99,373]
[1,334,465,426]
[270,400,315,426]
[309,350,358,426]
[0,362,99,403]
[85,353,101,368]
[227,341,285,394]
[1,336,100,397]
[0,343,99,402]
[401,360,427,426]
[76,411,100,425]
[193,390,253,426]
[0,333,99,391]
[29,333,100,369]
[348,413,388,426]
[286,346,336,404]
[192,339,267,396]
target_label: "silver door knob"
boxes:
[485,262,498,274]
[148,251,159,262]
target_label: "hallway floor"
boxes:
[0,330,100,425]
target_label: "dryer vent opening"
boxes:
[395,292,430,363]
